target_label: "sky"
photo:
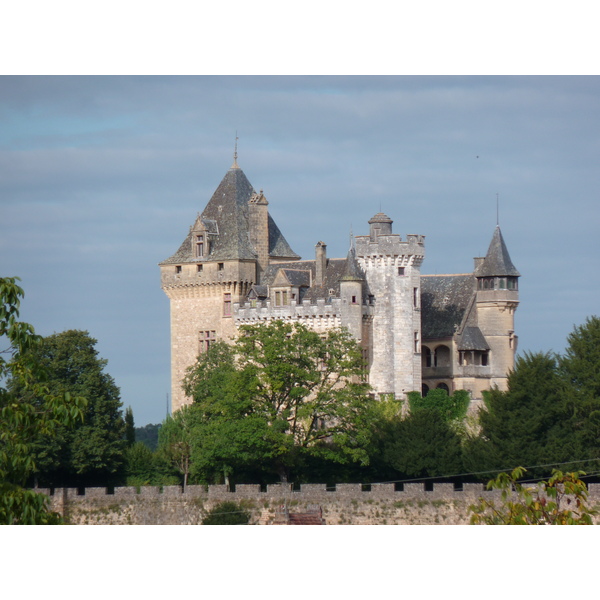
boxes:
[2,76,600,426]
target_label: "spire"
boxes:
[341,244,364,281]
[231,132,240,169]
[474,226,520,278]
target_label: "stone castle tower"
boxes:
[160,157,519,412]
[159,157,299,412]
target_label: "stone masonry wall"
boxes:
[39,483,600,525]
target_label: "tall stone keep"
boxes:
[159,159,299,412]
[354,213,426,398]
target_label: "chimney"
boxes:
[473,257,485,272]
[249,190,269,283]
[315,241,327,286]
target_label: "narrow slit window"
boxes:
[196,235,204,257]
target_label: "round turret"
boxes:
[368,212,393,240]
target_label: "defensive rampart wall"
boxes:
[37,482,600,525]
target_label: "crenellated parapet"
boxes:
[38,482,600,525]
[235,297,372,332]
[355,232,425,266]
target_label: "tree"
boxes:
[134,423,161,451]
[124,442,154,485]
[157,408,195,488]
[182,321,374,482]
[1,277,86,524]
[561,315,600,401]
[11,329,127,487]
[470,467,595,525]
[560,316,600,463]
[381,408,464,478]
[125,406,135,447]
[201,501,250,525]
[408,388,470,423]
[467,352,576,477]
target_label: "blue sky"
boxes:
[2,75,599,425]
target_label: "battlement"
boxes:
[235,297,372,327]
[40,481,600,525]
[355,233,425,262]
[43,480,600,501]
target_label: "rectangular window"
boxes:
[275,291,281,306]
[199,330,216,354]
[351,295,357,304]
[398,267,405,276]
[223,293,232,316]
[218,263,224,271]
[196,235,204,258]
[414,331,419,353]
[282,291,288,306]
[175,265,182,274]
[413,287,419,308]
[197,264,203,273]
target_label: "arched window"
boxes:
[436,382,449,393]
[422,384,430,396]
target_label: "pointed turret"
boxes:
[341,245,365,282]
[473,225,520,393]
[339,243,365,340]
[474,226,520,278]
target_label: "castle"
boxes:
[160,154,520,412]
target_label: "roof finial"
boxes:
[349,226,355,250]
[231,131,239,169]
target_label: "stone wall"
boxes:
[38,482,600,525]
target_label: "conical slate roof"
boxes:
[160,166,299,264]
[340,246,364,281]
[474,226,520,278]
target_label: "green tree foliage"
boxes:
[11,329,127,487]
[201,501,250,525]
[1,277,86,524]
[465,352,576,477]
[381,408,464,478]
[182,321,374,483]
[470,467,595,525]
[134,423,161,451]
[408,388,470,422]
[125,442,157,486]
[561,315,600,401]
[560,316,600,461]
[158,409,195,488]
[125,406,135,448]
